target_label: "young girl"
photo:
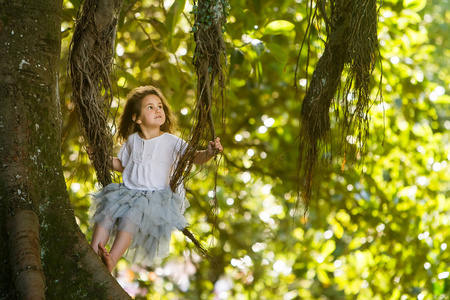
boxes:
[90,85,223,272]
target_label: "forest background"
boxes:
[59,0,449,299]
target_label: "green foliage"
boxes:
[263,20,295,35]
[59,0,449,299]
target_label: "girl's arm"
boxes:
[112,157,125,173]
[193,137,223,164]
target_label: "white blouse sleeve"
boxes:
[118,139,131,167]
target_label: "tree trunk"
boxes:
[0,1,130,299]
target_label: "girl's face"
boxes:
[134,94,166,130]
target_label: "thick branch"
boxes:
[8,210,45,300]
[74,230,132,300]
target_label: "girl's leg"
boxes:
[91,223,110,254]
[98,230,132,272]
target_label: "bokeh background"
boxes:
[59,0,449,299]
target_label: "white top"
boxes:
[118,132,187,191]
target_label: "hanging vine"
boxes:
[295,0,381,213]
[169,0,229,255]
[68,0,123,187]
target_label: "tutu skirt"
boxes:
[90,183,190,265]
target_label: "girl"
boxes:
[90,85,223,272]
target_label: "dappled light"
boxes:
[55,0,450,298]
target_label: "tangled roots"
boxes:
[68,0,123,187]
[297,0,380,212]
[170,0,228,260]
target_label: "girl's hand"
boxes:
[207,137,224,157]
[193,138,224,164]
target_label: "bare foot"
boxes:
[98,242,114,272]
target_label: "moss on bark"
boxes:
[0,0,131,298]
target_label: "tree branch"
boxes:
[73,230,132,300]
[8,210,45,300]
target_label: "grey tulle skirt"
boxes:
[90,183,190,265]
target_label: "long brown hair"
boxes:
[117,86,176,141]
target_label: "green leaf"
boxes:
[263,20,295,35]
[122,71,140,88]
[166,0,186,50]
[139,18,169,38]
[266,43,288,62]
[321,240,336,257]
[404,0,427,12]
[166,63,181,92]
[332,222,344,239]
[317,268,330,285]
[256,61,262,83]
[230,49,245,65]
[433,280,444,294]
[166,0,186,35]
[140,51,167,69]
[252,42,265,56]
[433,94,450,104]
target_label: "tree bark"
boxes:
[8,211,45,300]
[0,1,130,299]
